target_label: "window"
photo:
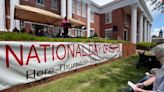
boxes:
[20,20,24,30]
[53,27,60,37]
[105,12,112,24]
[72,0,76,14]
[123,29,128,41]
[32,24,35,30]
[77,0,81,16]
[90,11,94,23]
[51,0,57,10]
[90,29,95,37]
[37,0,44,6]
[105,28,113,39]
[82,2,86,17]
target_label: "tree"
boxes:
[145,0,164,13]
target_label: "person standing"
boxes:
[61,17,70,38]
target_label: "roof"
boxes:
[91,0,153,22]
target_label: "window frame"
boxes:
[36,0,45,6]
[51,0,58,10]
[105,12,112,24]
[90,28,95,37]
[90,11,95,23]
[105,28,113,39]
[72,0,76,14]
[82,2,86,17]
[77,0,81,16]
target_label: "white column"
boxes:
[15,0,20,30]
[144,19,147,42]
[0,0,6,31]
[131,4,138,44]
[61,0,66,17]
[148,23,152,42]
[149,24,152,42]
[87,5,91,38]
[147,22,149,42]
[10,0,20,32]
[10,0,15,32]
[139,13,143,42]
[67,0,72,18]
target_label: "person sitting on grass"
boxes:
[127,68,158,92]
[134,44,164,92]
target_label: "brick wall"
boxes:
[20,0,61,15]
[91,8,126,40]
[91,12,100,37]
[122,43,136,58]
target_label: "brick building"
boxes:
[0,0,153,43]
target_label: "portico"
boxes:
[123,1,153,43]
[130,1,153,43]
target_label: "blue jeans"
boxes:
[128,76,151,92]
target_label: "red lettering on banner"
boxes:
[56,44,66,60]
[67,44,74,58]
[103,45,106,53]
[26,45,40,65]
[75,44,82,57]
[6,45,23,68]
[40,44,50,62]
[52,45,54,61]
[81,45,87,56]
[88,44,93,56]
[93,44,98,55]
[97,44,101,54]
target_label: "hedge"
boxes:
[137,42,157,50]
[0,32,127,43]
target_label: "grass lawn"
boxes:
[21,55,147,92]
[0,32,126,43]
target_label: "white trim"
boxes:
[90,0,153,22]
[82,2,87,18]
[138,0,153,22]
[105,12,112,24]
[90,28,95,30]
[36,0,45,7]
[105,28,113,39]
[51,0,58,11]
[90,2,101,13]
[90,11,94,23]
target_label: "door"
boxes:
[123,28,128,41]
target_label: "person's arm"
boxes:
[143,76,156,87]
[134,87,155,92]
[136,76,156,88]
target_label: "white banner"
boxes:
[0,41,122,90]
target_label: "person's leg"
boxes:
[64,28,66,38]
[65,28,68,38]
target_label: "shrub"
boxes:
[137,42,157,50]
[94,32,98,37]
[0,32,127,43]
